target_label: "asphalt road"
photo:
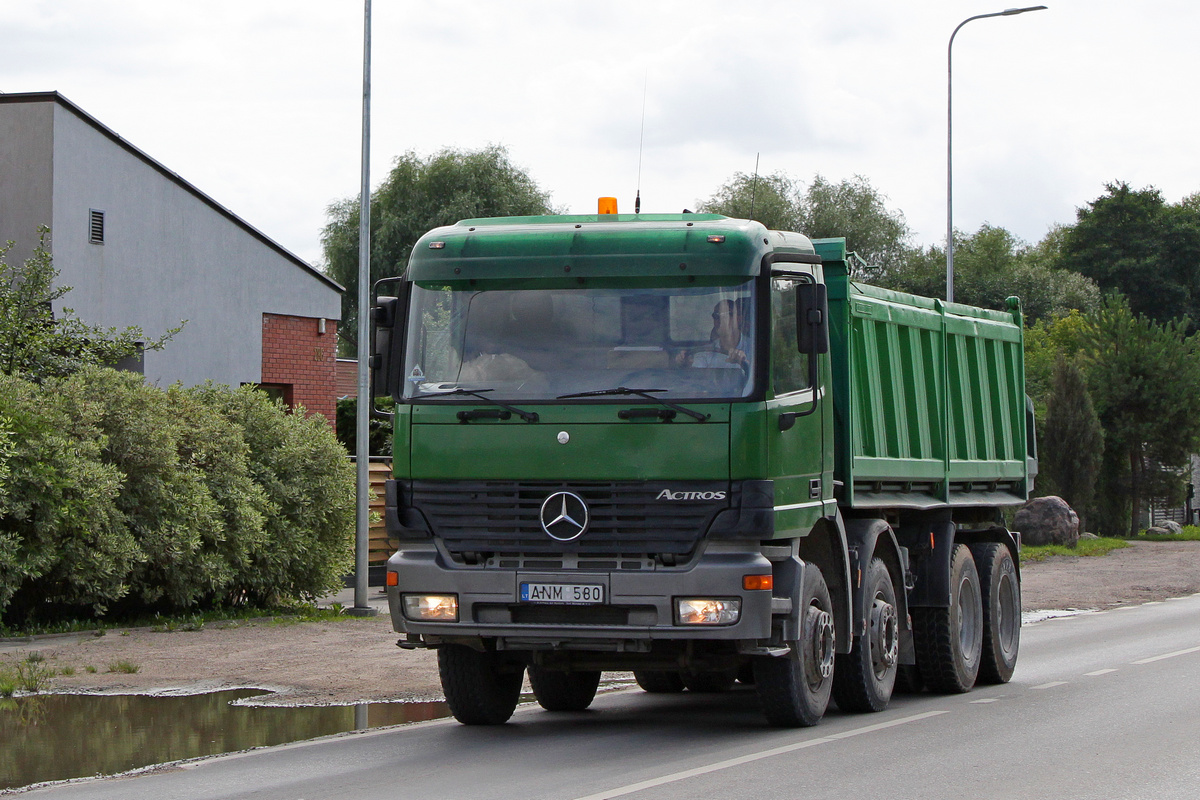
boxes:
[25,593,1200,800]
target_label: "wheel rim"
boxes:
[870,594,899,679]
[957,574,981,665]
[804,602,836,689]
[997,571,1019,657]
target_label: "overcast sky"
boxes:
[3,1,1197,268]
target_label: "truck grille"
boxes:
[410,480,729,556]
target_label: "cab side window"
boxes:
[771,275,810,395]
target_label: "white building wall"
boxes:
[47,102,340,387]
[0,101,55,265]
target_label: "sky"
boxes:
[3,1,1198,268]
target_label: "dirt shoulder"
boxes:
[5,540,1198,705]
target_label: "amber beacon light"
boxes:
[597,197,618,214]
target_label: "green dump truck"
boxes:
[372,212,1034,727]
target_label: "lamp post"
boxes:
[947,5,1047,304]
[351,0,376,616]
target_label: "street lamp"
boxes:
[946,5,1047,304]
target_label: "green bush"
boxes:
[0,373,138,619]
[0,369,354,626]
[189,384,354,604]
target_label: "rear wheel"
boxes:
[634,670,685,693]
[438,644,524,725]
[913,544,983,693]
[833,558,899,712]
[682,669,738,693]
[529,666,602,711]
[971,542,1021,684]
[754,564,836,727]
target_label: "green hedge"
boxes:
[0,369,353,625]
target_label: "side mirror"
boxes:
[795,282,830,355]
[370,290,407,402]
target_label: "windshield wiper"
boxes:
[556,387,709,423]
[410,388,540,423]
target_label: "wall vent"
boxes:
[88,209,105,244]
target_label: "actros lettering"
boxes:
[656,490,727,501]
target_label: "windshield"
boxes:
[402,279,756,401]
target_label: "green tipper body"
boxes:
[817,239,1031,512]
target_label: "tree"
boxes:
[696,171,802,232]
[1059,182,1200,327]
[322,146,555,354]
[1080,296,1200,536]
[795,175,912,280]
[698,172,912,280]
[885,225,1101,323]
[1040,354,1103,531]
[0,228,179,381]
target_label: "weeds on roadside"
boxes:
[84,665,97,674]
[0,653,56,695]
[106,660,140,674]
[59,666,76,676]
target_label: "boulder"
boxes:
[1146,526,1172,536]
[1160,521,1183,535]
[1014,496,1080,547]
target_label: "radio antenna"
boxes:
[635,73,647,214]
[748,153,761,221]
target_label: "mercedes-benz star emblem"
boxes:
[539,491,589,541]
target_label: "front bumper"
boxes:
[386,542,776,648]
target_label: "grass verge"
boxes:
[0,602,353,639]
[1020,536,1130,564]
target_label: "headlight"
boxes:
[402,594,458,622]
[676,598,740,626]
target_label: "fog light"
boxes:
[402,594,458,622]
[676,598,740,626]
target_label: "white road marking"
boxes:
[1085,668,1118,676]
[1133,644,1200,664]
[1032,681,1068,690]
[572,710,949,800]
[970,698,999,704]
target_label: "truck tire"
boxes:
[912,544,982,693]
[753,563,835,727]
[682,668,739,693]
[528,666,602,711]
[894,664,925,694]
[832,558,899,712]
[438,644,524,725]
[970,542,1020,684]
[634,670,685,693]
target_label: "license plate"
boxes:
[520,582,605,604]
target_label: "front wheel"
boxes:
[438,644,524,725]
[971,542,1021,684]
[833,557,899,712]
[754,564,836,727]
[913,544,983,693]
[529,666,602,711]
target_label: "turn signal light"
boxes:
[386,570,399,587]
[743,575,773,591]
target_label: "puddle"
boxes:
[0,690,449,790]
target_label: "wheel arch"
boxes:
[797,511,854,654]
[842,517,911,658]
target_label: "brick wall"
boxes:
[261,313,338,425]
